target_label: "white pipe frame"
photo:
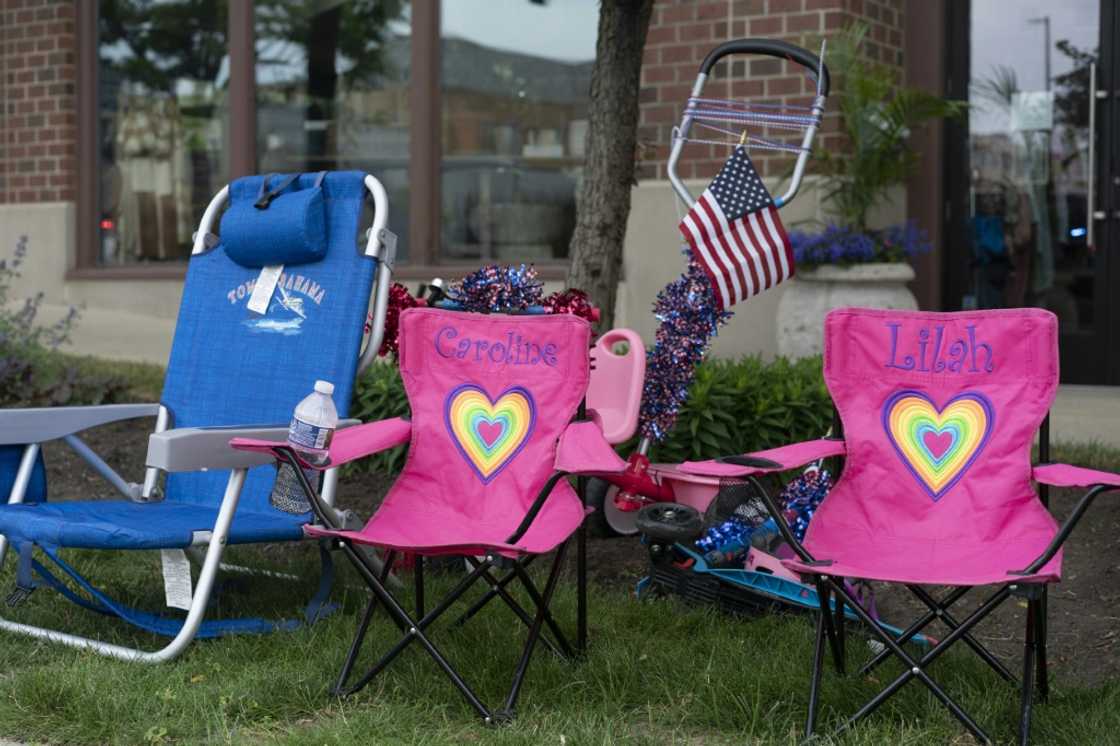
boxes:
[0,174,395,662]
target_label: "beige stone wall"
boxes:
[0,202,179,364]
[615,178,812,359]
[617,176,906,360]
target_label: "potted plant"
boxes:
[776,24,965,358]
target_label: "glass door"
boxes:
[946,0,1117,383]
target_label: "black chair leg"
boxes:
[332,595,379,695]
[415,555,425,619]
[1019,598,1039,746]
[806,585,829,737]
[834,587,847,674]
[817,580,845,675]
[452,556,537,628]
[908,585,1015,682]
[577,518,588,655]
[497,541,570,721]
[1036,587,1050,702]
[335,544,495,719]
[859,585,972,677]
[463,560,566,658]
[511,560,575,659]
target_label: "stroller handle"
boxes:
[698,39,830,96]
[668,38,829,210]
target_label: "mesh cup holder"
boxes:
[705,478,770,530]
[269,461,321,515]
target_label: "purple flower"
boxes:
[789,221,930,268]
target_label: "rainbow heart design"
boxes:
[882,390,995,501]
[445,384,536,483]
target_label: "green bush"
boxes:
[643,355,832,463]
[0,236,133,407]
[345,354,833,474]
[347,361,410,474]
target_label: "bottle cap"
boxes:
[314,380,335,395]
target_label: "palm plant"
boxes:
[815,24,966,235]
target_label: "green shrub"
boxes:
[0,236,132,407]
[347,361,410,474]
[643,355,832,463]
[345,353,832,474]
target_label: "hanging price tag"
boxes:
[160,549,194,611]
[247,264,284,315]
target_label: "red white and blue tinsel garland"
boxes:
[638,254,732,441]
[372,265,602,357]
[446,263,544,313]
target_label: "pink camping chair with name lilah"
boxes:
[680,307,1120,745]
[230,307,627,723]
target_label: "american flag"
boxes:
[678,146,795,310]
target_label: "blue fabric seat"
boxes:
[0,500,305,550]
[0,171,386,648]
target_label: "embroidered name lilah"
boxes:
[434,325,560,367]
[884,323,994,373]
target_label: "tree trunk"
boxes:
[566,0,654,329]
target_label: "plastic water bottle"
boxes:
[288,380,338,466]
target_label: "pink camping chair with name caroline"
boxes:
[680,307,1120,745]
[230,307,625,724]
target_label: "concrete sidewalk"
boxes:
[1051,385,1120,444]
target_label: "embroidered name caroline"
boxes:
[885,322,994,373]
[435,326,558,367]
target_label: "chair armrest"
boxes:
[554,420,626,475]
[148,419,360,472]
[1033,463,1120,489]
[0,403,160,445]
[229,417,410,470]
[679,438,846,477]
[507,422,628,545]
[1012,464,1120,575]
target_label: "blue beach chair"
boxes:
[0,171,396,661]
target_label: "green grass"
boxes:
[4,343,1119,744]
[1,526,1119,746]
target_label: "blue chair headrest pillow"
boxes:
[219,172,328,268]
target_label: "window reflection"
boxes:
[97,0,229,265]
[255,0,412,259]
[966,1,1097,332]
[440,0,596,263]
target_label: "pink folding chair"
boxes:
[681,307,1120,744]
[231,307,625,723]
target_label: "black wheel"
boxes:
[584,477,640,538]
[636,502,703,543]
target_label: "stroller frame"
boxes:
[0,175,396,663]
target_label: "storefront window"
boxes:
[255,0,412,259]
[89,1,586,271]
[439,0,596,263]
[964,1,1098,329]
[97,0,230,265]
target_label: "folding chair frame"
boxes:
[0,175,396,663]
[280,446,590,724]
[751,413,1120,745]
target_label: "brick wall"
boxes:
[0,0,77,204]
[638,0,904,181]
